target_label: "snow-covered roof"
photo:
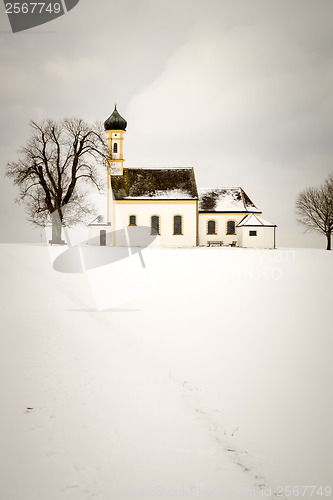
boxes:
[88,215,110,226]
[111,168,198,200]
[237,214,276,227]
[198,188,260,213]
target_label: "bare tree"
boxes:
[6,118,107,243]
[296,173,333,250]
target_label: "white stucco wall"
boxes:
[113,201,197,247]
[263,226,276,248]
[236,226,276,249]
[88,225,113,246]
[198,213,250,246]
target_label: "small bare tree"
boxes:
[296,173,333,250]
[6,118,107,243]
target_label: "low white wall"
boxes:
[263,227,276,248]
[113,201,197,247]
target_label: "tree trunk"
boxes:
[50,210,65,245]
[326,232,331,251]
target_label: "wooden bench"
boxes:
[207,241,223,247]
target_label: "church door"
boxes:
[100,230,106,246]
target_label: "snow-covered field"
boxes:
[0,243,332,500]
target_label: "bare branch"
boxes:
[295,173,333,250]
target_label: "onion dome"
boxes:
[104,104,127,131]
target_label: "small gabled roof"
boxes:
[88,215,110,226]
[198,187,260,213]
[237,214,276,227]
[111,167,198,200]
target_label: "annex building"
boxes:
[89,106,277,249]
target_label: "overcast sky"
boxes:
[1,0,333,247]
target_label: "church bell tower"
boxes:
[104,104,127,176]
[104,104,127,223]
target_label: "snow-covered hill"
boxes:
[1,244,332,500]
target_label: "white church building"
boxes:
[88,106,277,249]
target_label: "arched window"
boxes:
[173,215,183,235]
[113,143,118,153]
[207,220,217,235]
[151,215,160,235]
[226,220,236,235]
[129,215,137,226]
